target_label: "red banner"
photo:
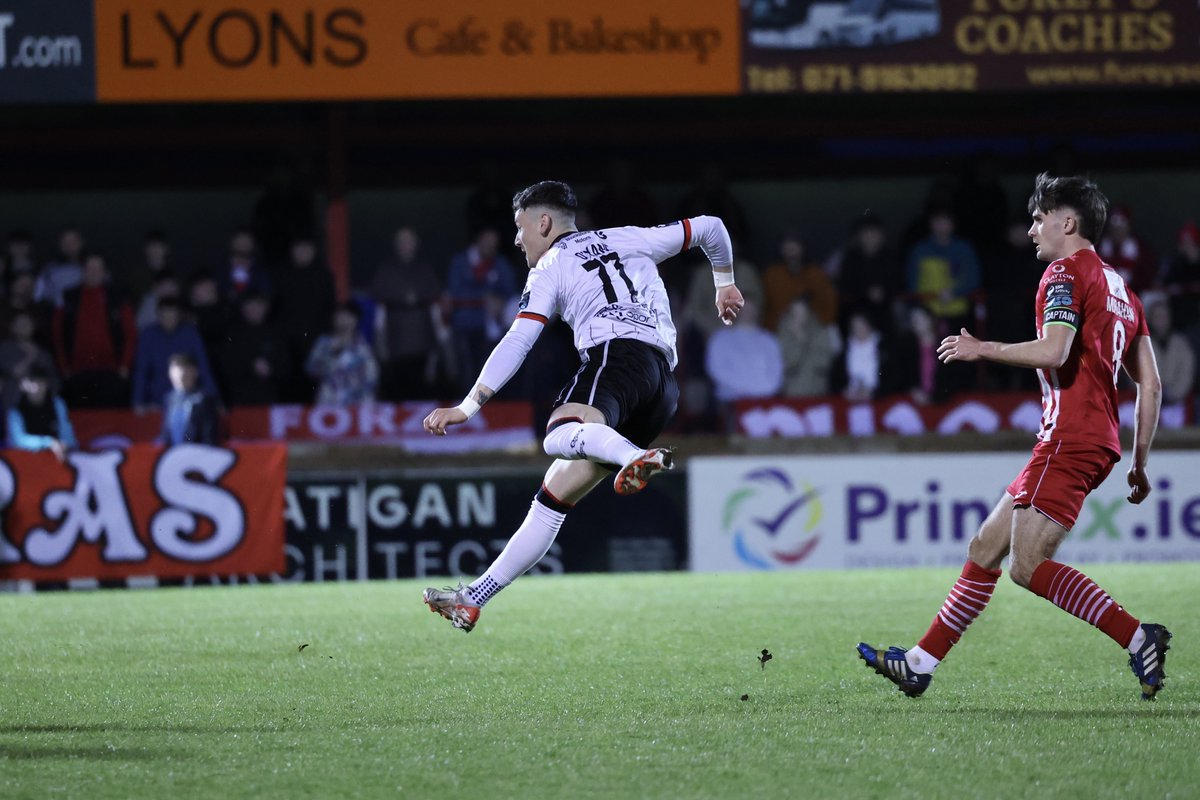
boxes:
[69,402,536,452]
[228,402,535,452]
[734,392,1193,438]
[0,443,286,581]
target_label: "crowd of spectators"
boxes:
[1,168,1197,451]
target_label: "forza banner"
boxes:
[67,401,537,454]
[689,452,1200,572]
[743,1,1200,94]
[0,443,287,581]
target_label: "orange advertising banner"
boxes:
[93,0,740,102]
[0,443,286,581]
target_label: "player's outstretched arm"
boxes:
[938,324,1075,369]
[423,315,546,436]
[1122,335,1162,504]
[423,383,495,436]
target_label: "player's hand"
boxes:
[423,406,468,436]
[938,328,983,363]
[1127,464,1151,504]
[715,285,744,326]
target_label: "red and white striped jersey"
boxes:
[516,217,730,368]
[1033,248,1147,454]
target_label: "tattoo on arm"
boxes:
[471,386,494,406]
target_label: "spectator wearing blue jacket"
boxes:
[8,364,76,460]
[132,298,217,412]
[161,352,221,446]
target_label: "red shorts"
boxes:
[1006,440,1118,530]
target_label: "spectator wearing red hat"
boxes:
[1098,205,1157,293]
[1162,220,1200,324]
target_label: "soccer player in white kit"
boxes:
[422,180,744,632]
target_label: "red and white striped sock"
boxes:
[1028,560,1140,647]
[915,560,1002,666]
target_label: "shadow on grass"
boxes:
[877,706,1200,720]
[0,722,285,735]
[0,743,183,760]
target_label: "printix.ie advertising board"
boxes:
[689,452,1200,572]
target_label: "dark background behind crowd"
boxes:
[2,92,1198,445]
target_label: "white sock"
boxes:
[466,498,566,607]
[905,645,940,675]
[543,421,641,467]
[1127,626,1146,654]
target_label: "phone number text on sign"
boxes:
[747,63,979,93]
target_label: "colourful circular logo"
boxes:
[722,468,822,569]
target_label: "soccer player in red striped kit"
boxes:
[858,173,1171,700]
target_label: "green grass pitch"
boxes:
[1,564,1196,799]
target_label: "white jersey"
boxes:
[517,222,693,367]
[474,215,731,397]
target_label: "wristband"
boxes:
[456,397,482,419]
[713,268,735,288]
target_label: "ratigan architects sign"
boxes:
[743,0,1200,93]
[93,0,740,101]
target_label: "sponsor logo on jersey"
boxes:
[1106,295,1136,323]
[1046,282,1074,297]
[1044,307,1079,326]
[518,290,531,311]
[595,302,658,328]
[1047,295,1073,308]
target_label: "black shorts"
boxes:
[553,339,679,448]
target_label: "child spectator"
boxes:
[8,364,75,459]
[306,302,378,406]
[161,352,221,446]
[132,297,217,411]
[843,312,884,403]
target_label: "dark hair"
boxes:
[144,228,167,242]
[512,181,579,215]
[168,351,197,369]
[157,297,182,312]
[1027,172,1108,242]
